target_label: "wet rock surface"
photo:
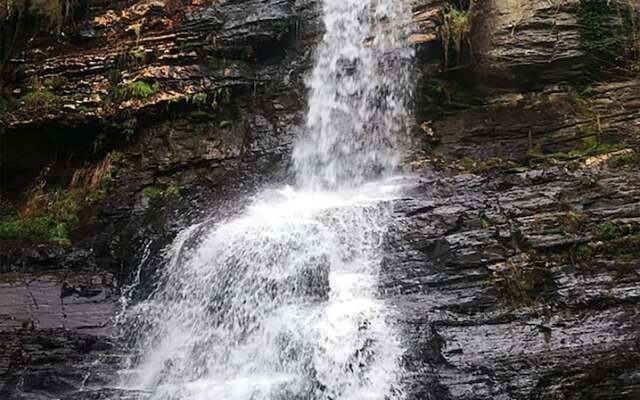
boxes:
[387,162,640,399]
[0,246,121,399]
[394,1,640,396]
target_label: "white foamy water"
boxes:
[116,0,414,398]
[294,0,414,189]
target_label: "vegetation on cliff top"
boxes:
[577,0,640,75]
[439,0,476,70]
[1,0,82,78]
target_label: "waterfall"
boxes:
[294,0,414,188]
[117,0,414,399]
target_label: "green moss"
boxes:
[272,20,290,35]
[189,110,216,119]
[0,216,53,242]
[527,144,544,160]
[110,81,159,103]
[0,149,119,245]
[110,150,124,164]
[588,221,624,239]
[494,251,558,308]
[177,42,195,52]
[143,184,181,200]
[480,217,491,230]
[47,190,80,226]
[77,105,95,113]
[568,135,610,158]
[566,89,585,106]
[0,190,79,244]
[128,50,148,66]
[606,235,640,260]
[43,76,65,90]
[529,135,612,165]
[575,232,640,275]
[608,151,639,168]
[575,243,590,260]
[546,88,594,115]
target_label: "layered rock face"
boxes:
[391,164,640,400]
[1,0,321,397]
[1,0,639,399]
[398,0,640,398]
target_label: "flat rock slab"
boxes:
[0,271,116,332]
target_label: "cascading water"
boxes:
[295,0,414,189]
[117,0,414,399]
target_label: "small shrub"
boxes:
[212,87,231,110]
[21,88,58,108]
[46,190,80,227]
[439,0,476,69]
[43,76,65,90]
[0,96,9,113]
[122,81,159,100]
[493,255,554,308]
[84,188,107,206]
[562,211,586,233]
[497,264,535,307]
[164,185,180,197]
[190,92,208,108]
[580,174,598,188]
[142,186,165,199]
